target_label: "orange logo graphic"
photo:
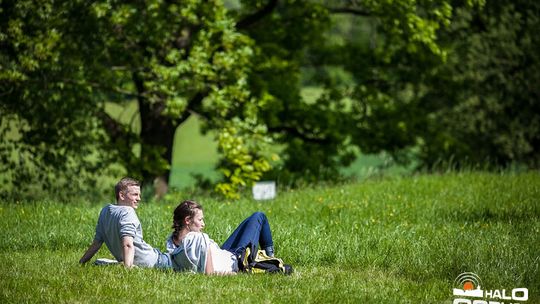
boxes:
[453,272,483,297]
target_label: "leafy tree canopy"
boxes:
[1,0,272,200]
[332,0,540,170]
[231,0,485,182]
[4,0,533,201]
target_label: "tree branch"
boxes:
[328,7,372,16]
[97,109,134,143]
[186,92,205,114]
[268,125,332,145]
[61,78,140,99]
[235,0,279,30]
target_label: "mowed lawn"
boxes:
[1,172,538,303]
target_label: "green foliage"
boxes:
[1,172,539,302]
[414,1,540,169]
[3,0,536,201]
[349,0,540,170]
[215,118,275,199]
[303,0,539,172]
[0,0,272,200]
[0,0,117,200]
[232,0,488,185]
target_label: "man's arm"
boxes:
[79,240,103,264]
[122,236,135,268]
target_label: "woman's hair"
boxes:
[172,200,203,239]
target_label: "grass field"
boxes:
[170,115,221,189]
[1,172,538,303]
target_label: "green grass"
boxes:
[1,172,539,303]
[170,115,220,189]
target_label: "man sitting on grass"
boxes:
[79,177,171,269]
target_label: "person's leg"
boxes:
[221,212,274,256]
[154,250,172,270]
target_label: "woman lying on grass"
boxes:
[166,200,276,275]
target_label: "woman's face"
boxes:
[187,209,205,232]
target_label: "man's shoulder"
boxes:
[99,203,113,211]
[107,204,135,212]
[100,204,138,220]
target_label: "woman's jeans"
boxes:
[154,249,172,269]
[221,212,274,255]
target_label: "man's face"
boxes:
[187,209,205,232]
[119,185,141,209]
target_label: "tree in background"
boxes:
[415,0,540,169]
[340,0,540,170]
[3,0,535,201]
[234,0,538,183]
[1,0,272,200]
[1,0,463,199]
[231,0,476,183]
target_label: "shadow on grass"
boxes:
[438,207,540,223]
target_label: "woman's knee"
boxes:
[251,211,267,221]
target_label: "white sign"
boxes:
[252,181,276,200]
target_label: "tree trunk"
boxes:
[139,100,176,186]
[132,73,206,195]
[132,72,178,192]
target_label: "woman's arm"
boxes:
[205,245,214,274]
[204,245,237,275]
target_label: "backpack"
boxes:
[237,244,293,275]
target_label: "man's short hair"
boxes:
[115,177,140,201]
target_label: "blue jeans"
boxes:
[154,249,172,269]
[221,212,274,255]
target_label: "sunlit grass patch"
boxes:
[1,172,538,303]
